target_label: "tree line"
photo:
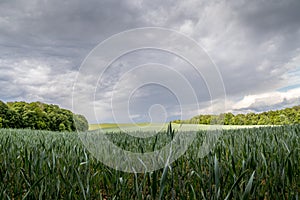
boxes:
[173,105,300,125]
[0,101,88,131]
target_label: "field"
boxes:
[89,123,151,131]
[0,125,299,199]
[89,123,270,132]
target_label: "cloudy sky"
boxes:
[1,0,300,123]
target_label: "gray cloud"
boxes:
[0,0,300,122]
[190,1,300,97]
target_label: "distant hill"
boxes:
[173,105,300,125]
[0,101,88,131]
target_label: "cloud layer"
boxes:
[1,0,300,122]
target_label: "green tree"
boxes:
[1,100,89,132]
[0,100,9,128]
[73,114,89,131]
[224,113,234,125]
[59,123,66,131]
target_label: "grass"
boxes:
[0,125,299,199]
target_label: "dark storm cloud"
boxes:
[0,0,299,121]
[0,0,141,43]
[0,0,145,109]
[196,0,300,97]
[236,0,300,36]
[0,0,145,68]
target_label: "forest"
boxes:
[174,105,300,125]
[0,101,88,131]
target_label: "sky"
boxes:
[0,0,300,123]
